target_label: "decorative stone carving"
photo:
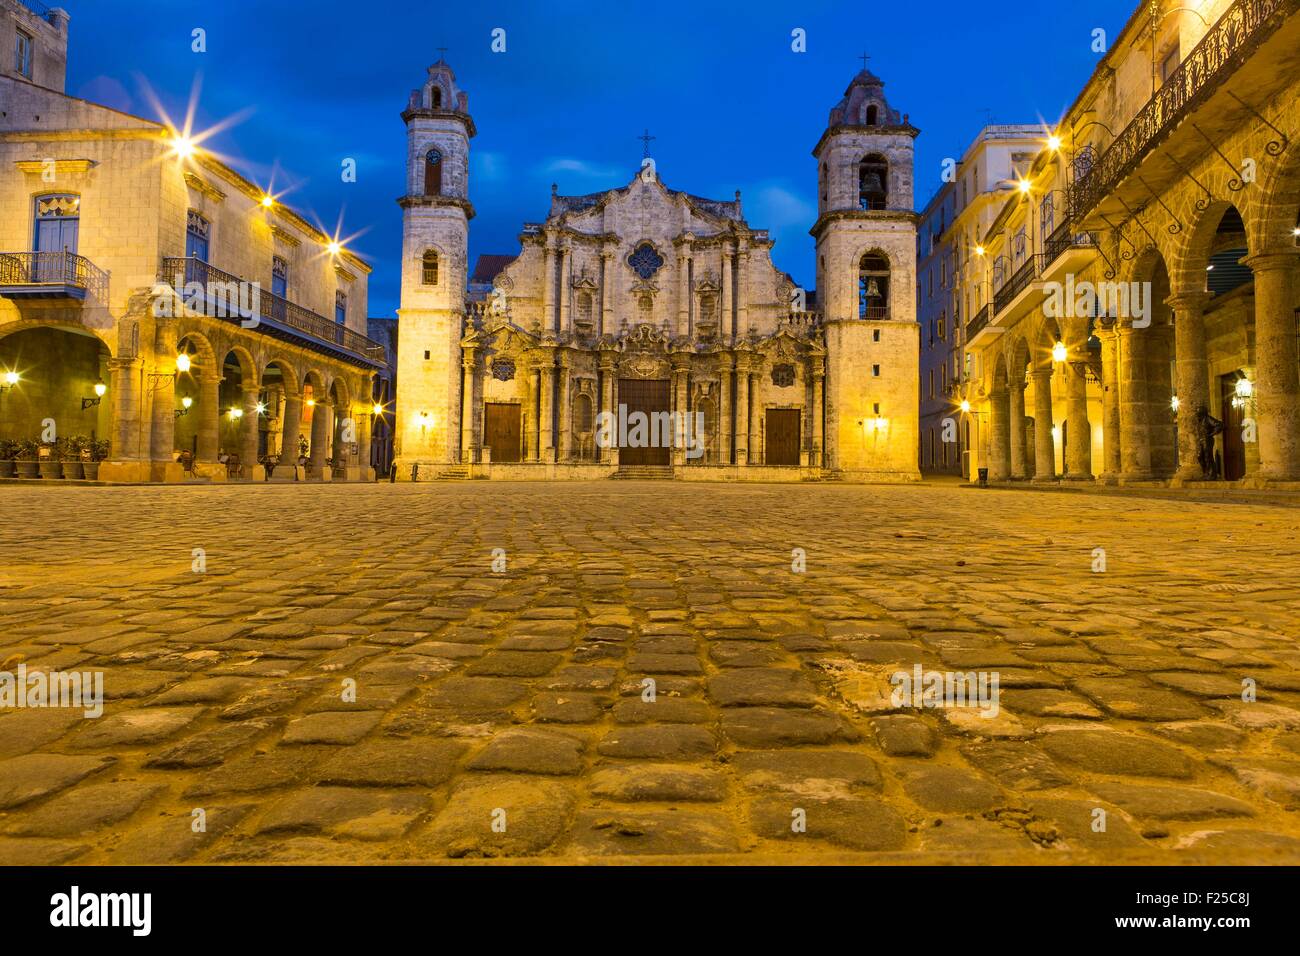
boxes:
[492,358,516,382]
[771,363,796,388]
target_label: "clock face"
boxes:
[427,150,442,165]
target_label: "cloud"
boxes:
[473,151,508,182]
[542,157,621,180]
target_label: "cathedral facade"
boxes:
[394,60,920,481]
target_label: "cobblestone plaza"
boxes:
[2,481,1299,864]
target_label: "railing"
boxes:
[993,255,1043,313]
[967,303,990,339]
[1042,220,1096,265]
[160,257,384,364]
[18,0,55,20]
[0,251,109,301]
[861,304,888,319]
[1069,0,1294,217]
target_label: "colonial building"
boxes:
[918,125,1042,476]
[0,0,383,482]
[956,0,1300,487]
[394,61,921,481]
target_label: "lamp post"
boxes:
[81,378,107,410]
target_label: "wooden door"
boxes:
[618,379,670,466]
[1220,376,1245,481]
[483,403,521,463]
[765,408,801,466]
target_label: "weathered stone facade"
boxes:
[954,0,1300,489]
[395,63,920,481]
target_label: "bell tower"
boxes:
[812,66,920,480]
[394,56,475,476]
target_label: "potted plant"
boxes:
[37,440,62,479]
[63,436,86,480]
[14,439,39,479]
[0,438,16,479]
[83,438,109,480]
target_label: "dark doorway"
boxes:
[483,402,521,463]
[765,408,801,465]
[1220,375,1246,481]
[618,378,671,466]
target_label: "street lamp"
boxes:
[1052,341,1068,363]
[81,378,107,410]
[175,396,193,418]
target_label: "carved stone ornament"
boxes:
[492,358,516,382]
[771,363,796,388]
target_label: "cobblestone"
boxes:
[2,481,1300,862]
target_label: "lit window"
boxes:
[422,249,439,285]
[335,290,347,325]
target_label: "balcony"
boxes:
[967,304,990,340]
[1069,0,1298,223]
[993,255,1043,314]
[160,257,384,367]
[0,251,110,302]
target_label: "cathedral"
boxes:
[394,59,920,481]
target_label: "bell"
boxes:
[861,172,884,194]
[865,278,881,298]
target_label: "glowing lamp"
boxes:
[1047,135,1062,151]
[1052,341,1068,363]
[327,241,342,256]
[256,402,268,415]
[4,370,19,386]
[93,380,107,397]
[229,407,243,419]
[1018,179,1032,195]
[175,353,192,372]
[170,135,197,159]
[1171,396,1181,411]
[960,399,971,413]
[975,245,985,257]
[372,402,384,416]
[261,195,274,208]
[182,396,193,409]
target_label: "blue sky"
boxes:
[64,0,1138,315]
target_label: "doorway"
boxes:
[483,403,521,463]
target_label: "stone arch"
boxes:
[0,323,113,447]
[857,248,891,319]
[1008,336,1032,385]
[1172,197,1255,293]
[1257,138,1300,254]
[858,154,889,210]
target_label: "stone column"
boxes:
[1244,252,1300,481]
[735,355,750,465]
[557,354,572,462]
[558,245,571,334]
[988,386,1011,481]
[197,371,221,463]
[600,251,614,336]
[736,244,749,338]
[1008,379,1028,478]
[677,252,690,337]
[461,348,476,464]
[1169,290,1212,481]
[1098,328,1121,481]
[542,239,557,333]
[598,356,614,464]
[1031,367,1056,481]
[149,322,177,466]
[719,356,733,465]
[811,360,825,468]
[310,398,331,478]
[107,357,143,461]
[241,386,261,477]
[279,390,301,468]
[720,248,734,340]
[671,359,689,466]
[1063,351,1092,480]
[1117,326,1152,481]
[539,359,554,462]
[524,364,539,462]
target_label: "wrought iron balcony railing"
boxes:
[967,303,990,339]
[1069,0,1295,218]
[1042,220,1097,265]
[0,251,110,302]
[993,255,1044,314]
[160,257,384,364]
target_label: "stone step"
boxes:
[612,466,674,480]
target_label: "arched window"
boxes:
[422,250,439,285]
[858,154,888,210]
[866,104,878,126]
[859,253,890,319]
[430,87,442,109]
[34,194,80,255]
[424,149,442,196]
